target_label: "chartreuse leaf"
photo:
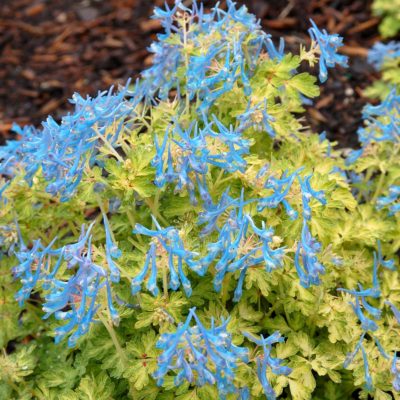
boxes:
[287,73,320,98]
[75,372,115,400]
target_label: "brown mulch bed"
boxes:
[0,0,388,147]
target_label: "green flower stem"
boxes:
[163,265,169,299]
[98,311,128,366]
[94,127,125,163]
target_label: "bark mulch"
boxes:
[0,0,390,148]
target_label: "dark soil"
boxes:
[0,0,390,147]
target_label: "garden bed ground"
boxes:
[0,0,395,147]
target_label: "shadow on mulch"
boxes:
[0,0,388,148]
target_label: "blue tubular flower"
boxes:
[225,0,260,31]
[3,83,133,201]
[244,331,291,400]
[391,353,400,392]
[368,41,400,71]
[198,188,237,236]
[132,218,202,296]
[141,41,182,100]
[354,89,400,153]
[298,175,326,220]
[154,308,249,398]
[361,294,382,319]
[308,19,348,83]
[377,240,396,270]
[102,212,122,283]
[131,242,157,295]
[294,220,325,288]
[345,148,364,166]
[236,99,276,138]
[264,36,285,61]
[349,297,378,332]
[338,252,381,298]
[152,1,188,40]
[246,215,285,273]
[233,266,248,302]
[198,192,286,300]
[40,226,120,347]
[343,332,365,368]
[12,225,59,306]
[105,277,120,325]
[361,345,373,391]
[187,45,223,97]
[372,335,390,359]
[153,115,249,198]
[343,335,373,391]
[385,301,400,324]
[152,129,169,187]
[257,171,298,212]
[377,185,400,215]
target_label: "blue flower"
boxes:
[377,185,400,215]
[298,175,326,219]
[345,149,363,166]
[349,297,378,332]
[264,37,285,61]
[385,301,400,324]
[343,334,373,390]
[338,251,381,298]
[41,224,120,346]
[368,41,400,71]
[361,345,373,391]
[257,170,298,212]
[154,308,249,398]
[391,353,400,392]
[12,235,58,306]
[362,88,400,118]
[246,215,285,273]
[244,331,291,400]
[236,99,276,138]
[102,212,122,283]
[2,83,133,202]
[343,332,365,368]
[294,220,325,288]
[308,19,348,83]
[377,240,396,270]
[132,217,202,296]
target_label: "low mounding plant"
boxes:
[0,1,399,399]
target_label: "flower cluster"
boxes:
[308,19,348,82]
[132,217,202,297]
[368,41,400,70]
[294,220,325,288]
[340,244,397,390]
[12,230,59,306]
[377,185,400,215]
[346,88,400,166]
[12,215,121,347]
[154,308,249,398]
[0,84,134,201]
[152,115,251,200]
[392,353,400,392]
[244,331,292,400]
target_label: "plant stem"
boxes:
[94,127,124,163]
[371,172,386,204]
[98,311,128,366]
[163,266,169,299]
[182,13,190,115]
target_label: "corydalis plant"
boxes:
[0,1,399,399]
